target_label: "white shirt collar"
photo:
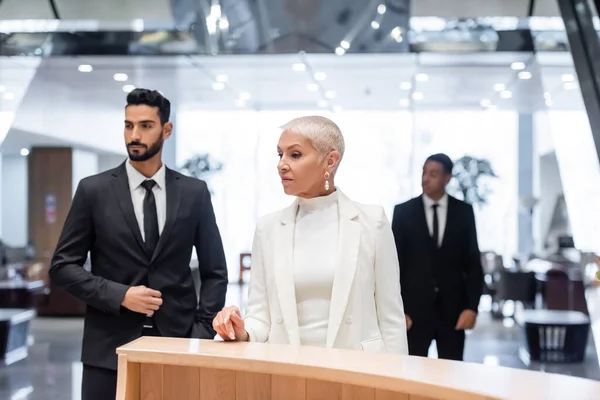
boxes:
[423,192,448,209]
[125,160,166,190]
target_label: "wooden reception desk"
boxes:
[116,337,600,400]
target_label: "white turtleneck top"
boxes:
[293,190,339,347]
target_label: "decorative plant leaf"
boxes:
[447,155,497,207]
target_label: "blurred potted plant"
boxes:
[448,155,497,207]
[179,153,223,193]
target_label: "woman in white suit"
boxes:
[213,115,408,354]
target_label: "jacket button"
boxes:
[345,316,353,324]
[276,317,283,324]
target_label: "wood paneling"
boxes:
[28,147,73,260]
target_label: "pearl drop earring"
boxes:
[324,172,330,191]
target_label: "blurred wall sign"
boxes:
[45,194,57,224]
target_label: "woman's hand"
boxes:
[213,305,249,341]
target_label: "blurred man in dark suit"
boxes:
[391,153,483,361]
[50,89,228,400]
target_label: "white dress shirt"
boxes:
[422,193,448,247]
[125,161,167,240]
[292,191,339,347]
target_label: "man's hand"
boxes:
[405,314,413,330]
[455,309,477,330]
[213,305,249,341]
[122,286,162,316]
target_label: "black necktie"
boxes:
[432,204,439,247]
[141,180,159,256]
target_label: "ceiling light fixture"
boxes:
[292,62,306,72]
[415,73,428,82]
[122,84,136,93]
[20,148,29,157]
[562,74,575,82]
[518,71,532,80]
[340,40,350,50]
[78,64,93,73]
[212,82,226,90]
[377,4,386,14]
[307,83,319,92]
[314,72,327,81]
[215,74,228,83]
[412,92,424,100]
[493,83,506,91]
[511,62,526,70]
[499,90,512,99]
[400,82,412,90]
[335,47,346,56]
[371,21,380,29]
[113,73,128,82]
[325,90,336,99]
[391,27,403,42]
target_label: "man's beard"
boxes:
[127,135,163,162]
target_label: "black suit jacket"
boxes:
[49,162,228,370]
[391,195,483,324]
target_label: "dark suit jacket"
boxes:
[49,162,228,370]
[391,195,483,324]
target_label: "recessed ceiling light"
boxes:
[412,92,424,100]
[314,72,327,81]
[340,40,350,50]
[371,21,380,29]
[399,99,410,107]
[216,74,228,83]
[511,62,526,70]
[493,83,506,91]
[122,84,136,93]
[563,81,578,90]
[325,90,336,99]
[335,47,346,56]
[415,73,428,82]
[318,100,328,108]
[212,82,226,90]
[499,90,512,99]
[113,73,128,82]
[3,92,15,100]
[307,83,319,91]
[391,27,403,42]
[377,4,386,14]
[20,148,29,157]
[518,71,532,80]
[292,62,306,72]
[239,92,251,101]
[480,99,492,107]
[400,82,412,90]
[562,74,575,82]
[78,64,93,72]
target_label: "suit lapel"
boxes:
[416,196,436,248]
[151,168,182,264]
[326,192,360,348]
[274,201,301,345]
[110,163,145,254]
[440,197,454,250]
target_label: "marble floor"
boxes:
[0,289,598,399]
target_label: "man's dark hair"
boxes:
[126,88,170,125]
[426,153,453,174]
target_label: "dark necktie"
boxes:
[141,180,159,256]
[432,203,439,247]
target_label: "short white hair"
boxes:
[280,115,345,161]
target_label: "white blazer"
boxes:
[244,189,409,355]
